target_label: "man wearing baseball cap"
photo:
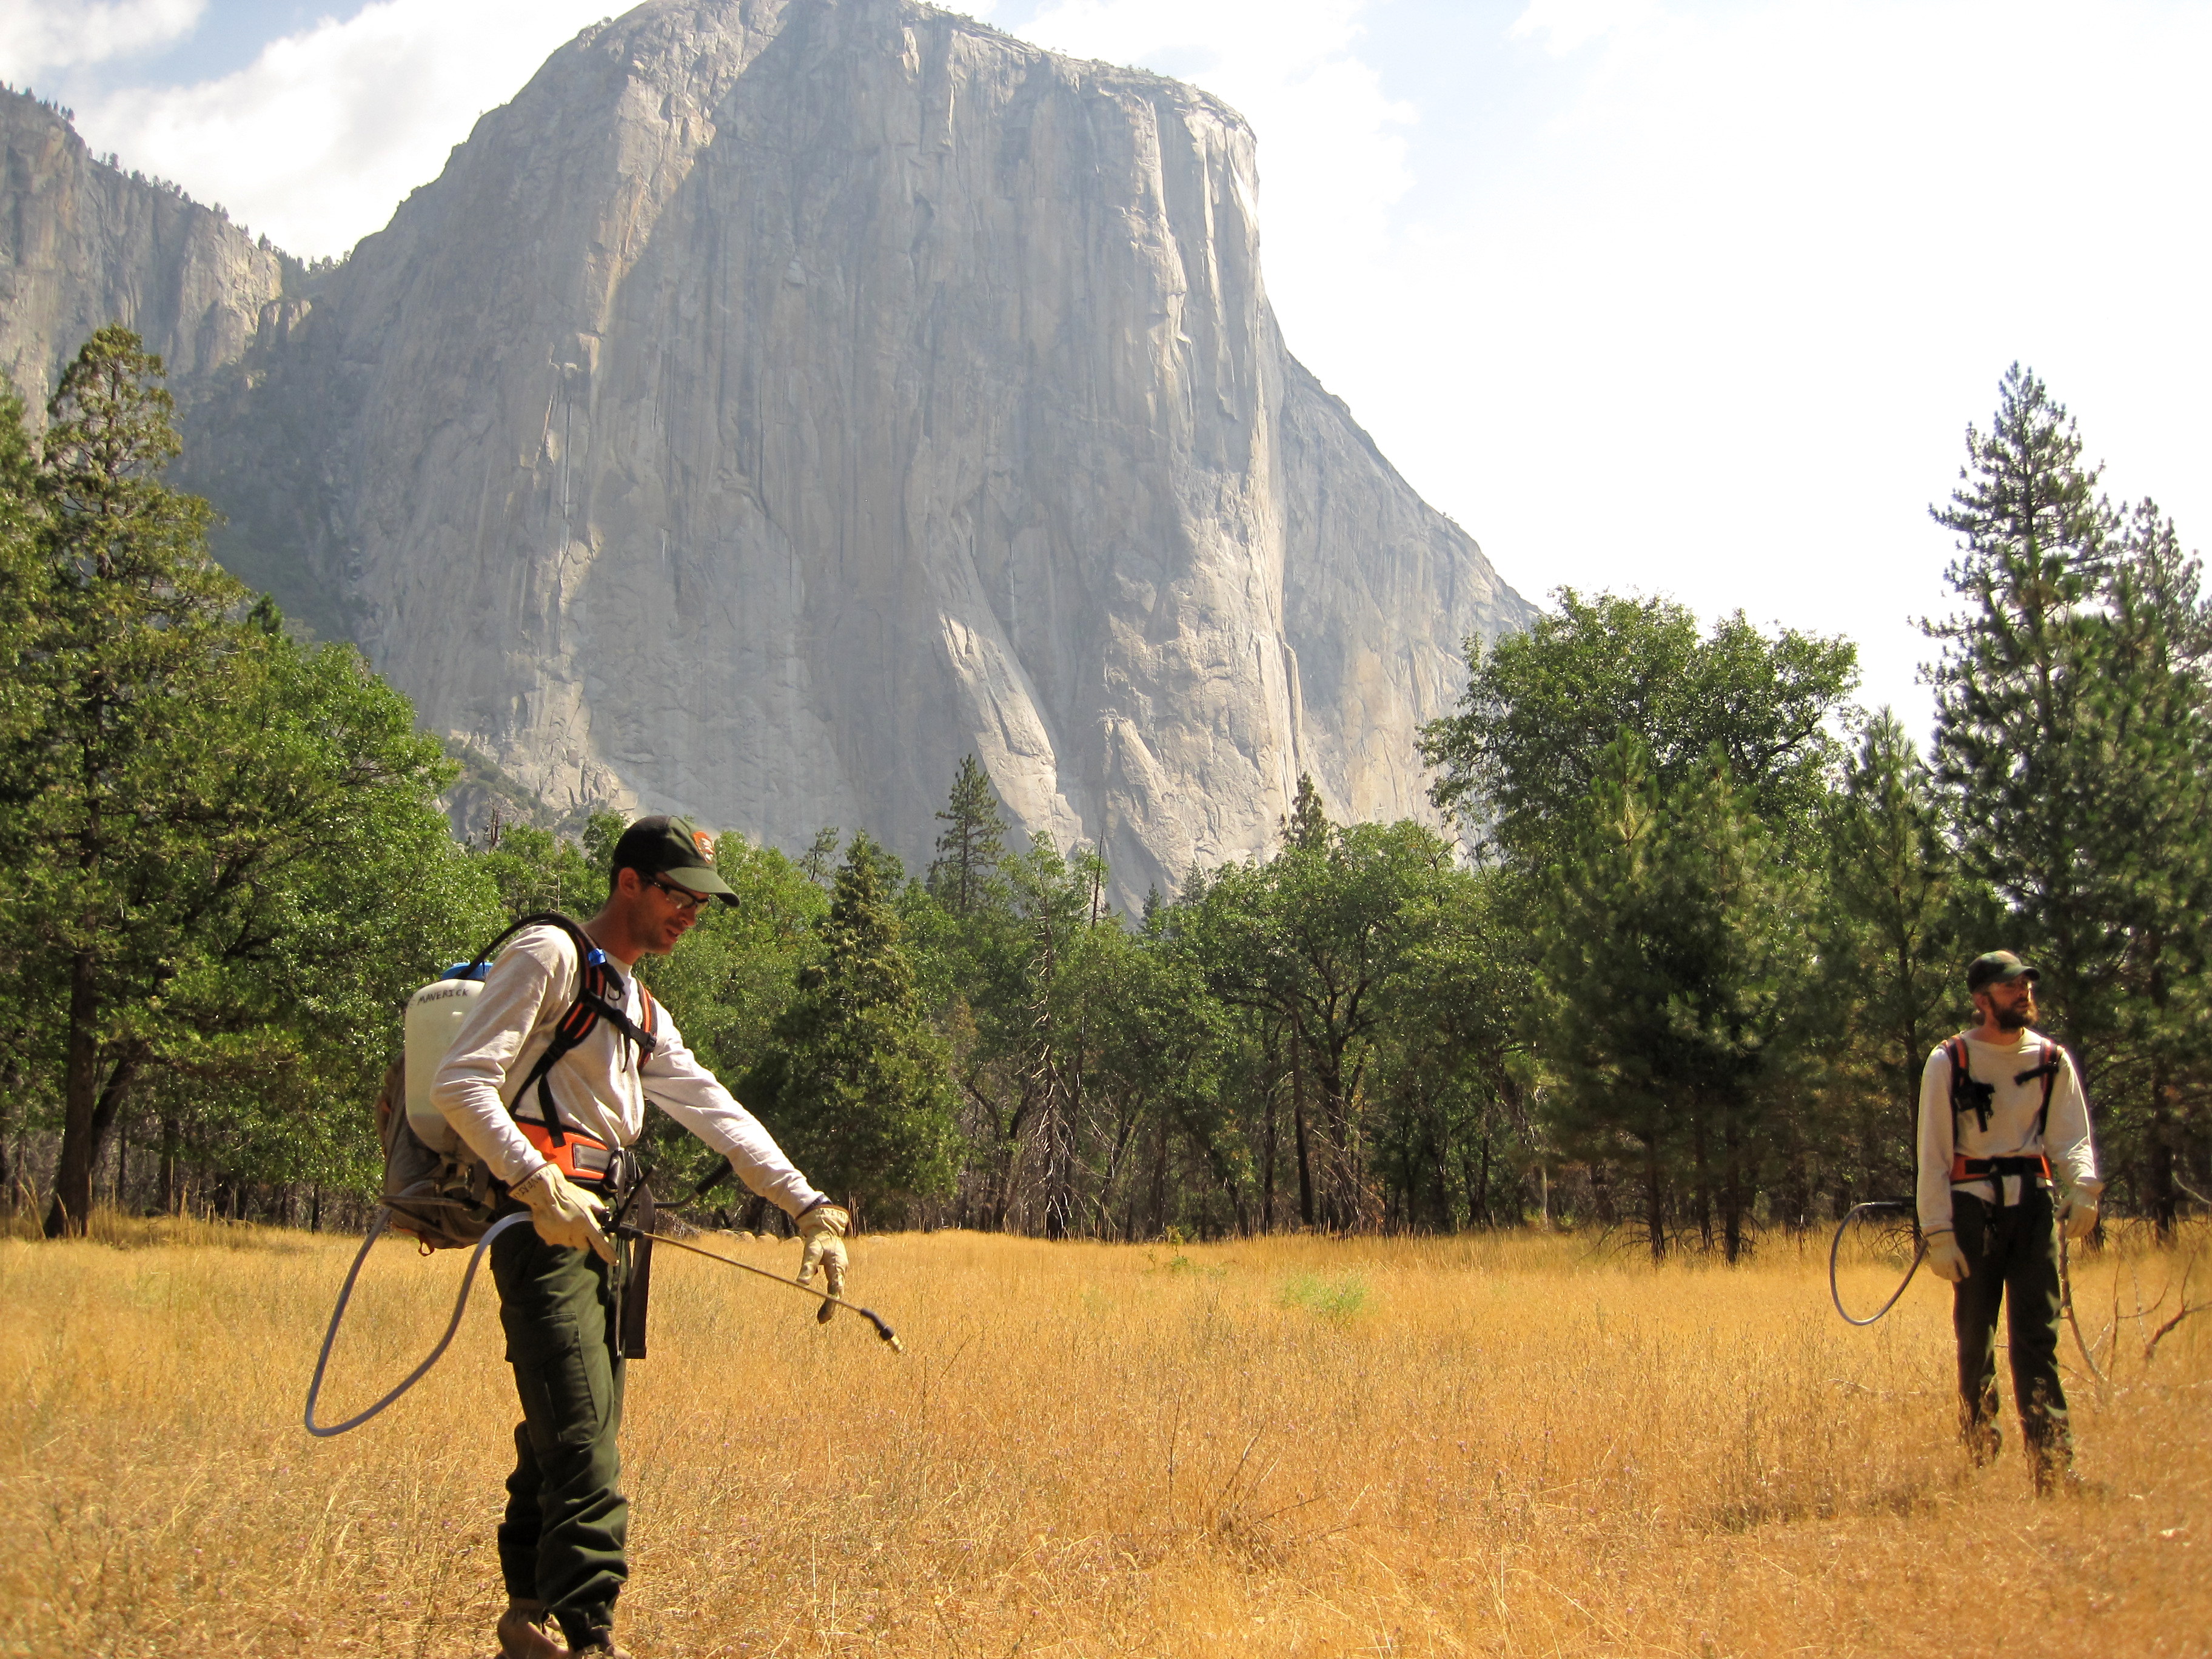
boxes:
[433,815,850,1658]
[1915,951,2102,1490]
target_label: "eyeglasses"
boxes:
[646,873,712,914]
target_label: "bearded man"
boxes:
[1916,951,2102,1489]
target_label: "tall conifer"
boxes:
[928,753,1008,917]
[744,833,959,1222]
[1926,364,2115,1061]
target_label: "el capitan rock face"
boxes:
[0,0,1531,899]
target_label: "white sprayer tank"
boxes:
[402,968,486,1153]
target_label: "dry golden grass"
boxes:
[4,1217,2209,1658]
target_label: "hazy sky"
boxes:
[7,0,2209,734]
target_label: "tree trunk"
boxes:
[2147,1057,2177,1244]
[47,970,141,1238]
[45,953,103,1237]
[1261,1065,1279,1234]
[1692,1104,1713,1252]
[1642,1135,1666,1262]
[1721,1101,1744,1265]
[1292,1042,1315,1228]
[1150,1118,1169,1238]
[158,1110,181,1215]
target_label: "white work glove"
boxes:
[1923,1229,1970,1284]
[2057,1188,2099,1242]
[796,1202,850,1319]
[512,1164,615,1262]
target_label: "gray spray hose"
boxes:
[1829,1198,1926,1327]
[304,1209,532,1438]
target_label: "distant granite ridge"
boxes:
[0,2,1532,900]
[0,85,289,414]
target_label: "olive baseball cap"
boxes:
[611,814,739,905]
[1966,950,2039,993]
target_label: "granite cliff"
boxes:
[0,1,1531,899]
[0,89,286,418]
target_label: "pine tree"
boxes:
[1815,712,1991,1201]
[1538,736,1806,1260]
[0,330,480,1231]
[927,754,1008,917]
[1283,772,1328,851]
[1538,734,1675,1255]
[2082,500,2212,1234]
[743,832,959,1223]
[1926,364,2116,1063]
[14,330,246,1234]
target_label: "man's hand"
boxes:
[797,1202,850,1316]
[2057,1188,2099,1241]
[1924,1228,1971,1283]
[512,1164,615,1262]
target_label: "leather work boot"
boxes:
[497,1599,569,1659]
[2027,1432,2077,1498]
[1959,1407,2001,1469]
[568,1634,633,1658]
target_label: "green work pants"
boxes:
[491,1216,628,1647]
[1951,1185,2069,1464]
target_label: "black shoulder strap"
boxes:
[1948,1036,1996,1134]
[475,913,657,1146]
[2014,1040,2062,1138]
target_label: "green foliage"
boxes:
[471,821,605,921]
[1810,713,1992,1202]
[1926,364,2117,1041]
[1175,813,1467,1231]
[1927,366,2212,1232]
[1278,1270,1370,1321]
[4,343,2201,1250]
[0,330,498,1230]
[1537,736,1809,1259]
[1421,590,1858,865]
[927,753,1008,917]
[743,833,959,1223]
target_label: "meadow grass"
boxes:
[2,1218,2207,1657]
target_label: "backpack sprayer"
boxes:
[305,920,900,1439]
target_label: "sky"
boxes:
[6,0,2209,736]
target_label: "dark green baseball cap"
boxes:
[1966,950,2039,993]
[611,814,738,905]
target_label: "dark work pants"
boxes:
[1951,1185,2069,1461]
[491,1215,628,1646]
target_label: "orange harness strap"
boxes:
[1949,1151,2050,1184]
[518,1119,619,1188]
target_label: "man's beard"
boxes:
[1996,994,2036,1032]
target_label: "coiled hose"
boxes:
[303,1209,532,1438]
[1828,1198,1925,1326]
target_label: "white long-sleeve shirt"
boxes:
[1915,1029,2100,1233]
[429,922,826,1218]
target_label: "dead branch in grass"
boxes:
[2143,1253,2208,1367]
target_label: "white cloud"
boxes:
[1508,0,1663,55]
[69,0,611,258]
[0,0,206,81]
[1269,0,2212,731]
